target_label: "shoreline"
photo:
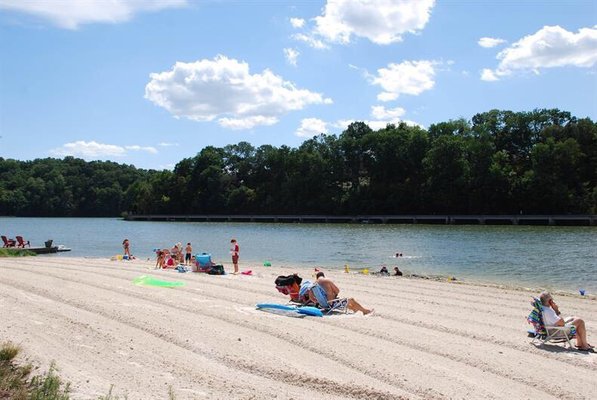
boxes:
[124,213,597,226]
[75,255,597,299]
[1,256,596,399]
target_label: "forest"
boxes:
[1,109,595,217]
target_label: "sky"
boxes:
[0,0,596,170]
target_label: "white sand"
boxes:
[1,257,596,399]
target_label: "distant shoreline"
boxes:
[124,213,597,226]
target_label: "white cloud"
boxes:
[0,0,186,29]
[371,60,436,101]
[478,37,506,48]
[218,116,278,130]
[125,145,158,154]
[292,33,329,49]
[480,68,499,81]
[482,25,597,81]
[50,141,125,158]
[290,17,305,28]
[50,140,157,159]
[312,0,435,45]
[295,118,328,137]
[145,55,332,130]
[158,142,179,147]
[370,105,405,120]
[284,48,300,66]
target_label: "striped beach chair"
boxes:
[528,297,576,348]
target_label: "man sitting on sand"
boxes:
[309,272,373,315]
[539,291,593,351]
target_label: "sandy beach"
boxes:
[1,257,595,399]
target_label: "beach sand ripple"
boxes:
[1,257,595,399]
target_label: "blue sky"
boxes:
[1,0,596,170]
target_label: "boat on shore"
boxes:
[28,244,71,254]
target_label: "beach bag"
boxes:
[208,264,225,275]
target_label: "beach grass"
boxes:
[1,342,174,400]
[0,342,70,400]
[0,248,37,257]
[97,385,127,400]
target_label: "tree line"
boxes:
[1,109,595,217]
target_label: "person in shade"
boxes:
[539,291,593,351]
[309,272,373,315]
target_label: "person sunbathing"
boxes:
[310,272,373,315]
[539,291,593,351]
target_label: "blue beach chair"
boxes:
[528,297,576,348]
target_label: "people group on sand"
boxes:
[153,243,189,269]
[147,239,239,273]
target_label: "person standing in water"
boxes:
[230,239,240,274]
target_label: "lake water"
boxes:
[1,217,595,294]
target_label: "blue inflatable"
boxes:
[296,306,324,317]
[255,303,323,317]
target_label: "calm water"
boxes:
[1,217,595,293]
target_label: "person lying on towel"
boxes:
[309,272,373,315]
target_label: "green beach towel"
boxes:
[133,275,184,287]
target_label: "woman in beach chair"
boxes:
[308,272,373,315]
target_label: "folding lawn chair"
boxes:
[528,297,576,348]
[310,283,349,315]
[15,236,30,248]
[2,235,16,248]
